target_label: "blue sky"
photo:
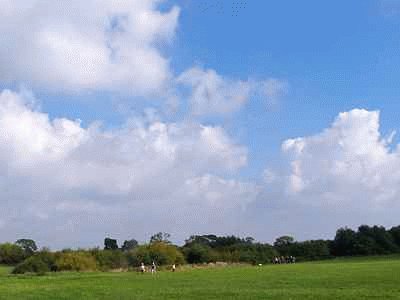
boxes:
[40,0,400,173]
[1,0,400,248]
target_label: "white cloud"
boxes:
[262,78,288,107]
[178,67,252,116]
[281,108,400,208]
[0,0,179,95]
[0,89,258,247]
[177,67,288,116]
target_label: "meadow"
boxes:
[0,256,399,299]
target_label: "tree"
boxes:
[150,232,171,244]
[290,240,331,260]
[274,236,295,256]
[121,239,138,251]
[332,227,357,256]
[389,226,400,248]
[0,243,25,264]
[12,256,49,275]
[134,242,185,266]
[184,235,217,247]
[183,243,212,264]
[55,251,97,271]
[355,225,398,255]
[15,239,38,256]
[274,236,295,247]
[104,238,118,250]
[245,237,255,244]
[90,248,128,270]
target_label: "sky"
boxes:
[1,0,400,249]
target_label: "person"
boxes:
[140,262,145,273]
[172,263,176,272]
[151,261,156,274]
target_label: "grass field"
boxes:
[0,257,399,299]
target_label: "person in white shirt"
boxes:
[140,262,145,273]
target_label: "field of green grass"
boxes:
[0,265,12,276]
[0,257,399,299]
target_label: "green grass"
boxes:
[0,265,12,276]
[0,257,400,299]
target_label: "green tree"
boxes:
[15,239,38,256]
[55,251,97,271]
[274,236,295,256]
[121,239,138,251]
[332,227,357,256]
[90,248,128,270]
[12,250,56,274]
[0,243,25,264]
[183,243,212,264]
[150,232,171,244]
[104,238,118,250]
[290,240,331,260]
[389,226,400,248]
[134,242,184,265]
[355,225,398,255]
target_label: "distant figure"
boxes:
[140,262,145,273]
[172,264,176,272]
[151,261,156,274]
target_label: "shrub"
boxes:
[184,244,212,264]
[55,251,97,271]
[0,243,25,265]
[125,250,141,267]
[132,246,152,265]
[12,256,49,275]
[134,242,185,266]
[90,249,128,271]
[12,251,56,275]
[290,240,331,261]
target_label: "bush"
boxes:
[0,243,25,265]
[55,251,97,271]
[290,240,331,261]
[90,249,128,271]
[12,251,56,275]
[12,256,49,275]
[184,244,212,264]
[125,250,141,267]
[132,246,152,266]
[133,242,185,266]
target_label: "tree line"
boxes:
[1,224,400,274]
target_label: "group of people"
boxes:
[272,256,296,264]
[140,261,157,274]
[139,262,176,273]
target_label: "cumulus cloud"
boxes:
[0,0,179,95]
[262,78,288,107]
[177,67,288,116]
[0,89,258,247]
[280,108,400,208]
[240,108,400,242]
[177,67,252,116]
